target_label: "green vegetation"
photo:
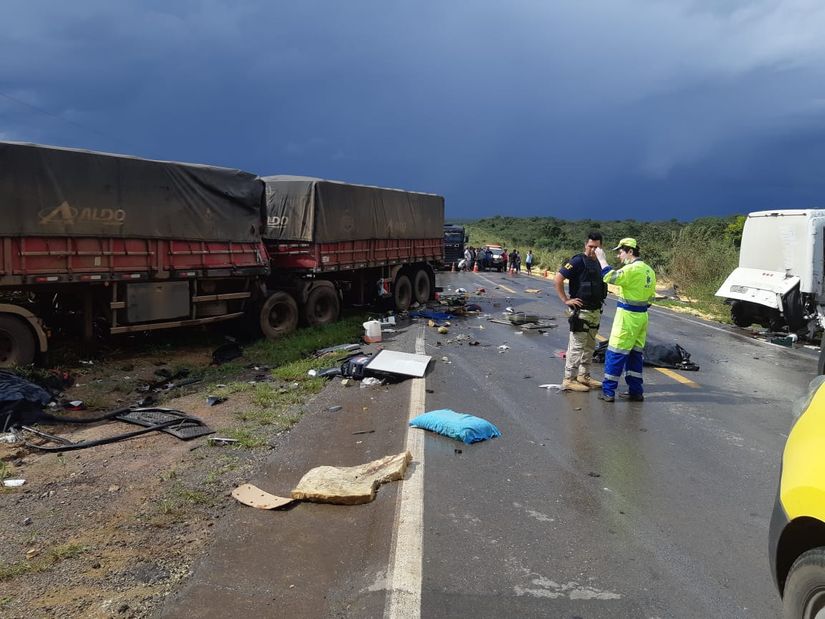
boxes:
[468,214,746,321]
[0,544,89,582]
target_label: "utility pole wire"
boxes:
[0,90,137,151]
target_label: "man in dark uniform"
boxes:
[553,231,607,392]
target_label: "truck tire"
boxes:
[394,275,413,312]
[0,315,36,367]
[730,301,753,328]
[259,292,299,339]
[304,286,340,327]
[413,269,431,305]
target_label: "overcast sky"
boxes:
[3,0,825,220]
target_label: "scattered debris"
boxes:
[291,451,412,505]
[341,379,353,387]
[314,343,361,357]
[23,408,213,452]
[497,345,510,353]
[0,431,17,443]
[588,472,601,478]
[327,405,343,412]
[352,429,375,435]
[437,326,449,334]
[206,396,227,407]
[208,437,239,446]
[771,335,796,347]
[363,320,382,343]
[360,377,384,388]
[3,479,25,487]
[539,384,563,391]
[366,349,432,378]
[232,483,295,510]
[340,355,373,379]
[524,288,541,294]
[211,340,243,365]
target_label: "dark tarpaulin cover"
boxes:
[261,175,444,242]
[0,141,263,242]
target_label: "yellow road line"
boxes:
[654,367,700,388]
[498,283,516,294]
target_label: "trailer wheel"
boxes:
[413,269,431,304]
[259,292,299,339]
[394,275,413,312]
[0,315,36,367]
[304,286,340,327]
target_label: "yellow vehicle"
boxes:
[770,376,825,618]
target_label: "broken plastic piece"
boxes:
[208,437,239,446]
[539,384,563,391]
[3,479,25,487]
[206,396,227,406]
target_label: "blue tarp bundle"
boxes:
[409,409,501,444]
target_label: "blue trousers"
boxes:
[603,348,644,398]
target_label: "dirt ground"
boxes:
[0,333,338,618]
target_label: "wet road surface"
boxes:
[161,269,812,618]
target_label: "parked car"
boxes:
[770,375,825,618]
[489,247,506,272]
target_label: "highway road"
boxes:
[161,269,817,618]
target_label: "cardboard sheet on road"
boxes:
[366,350,432,377]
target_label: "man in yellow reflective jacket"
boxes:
[594,238,656,402]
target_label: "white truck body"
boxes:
[716,210,825,369]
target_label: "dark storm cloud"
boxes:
[2,0,825,220]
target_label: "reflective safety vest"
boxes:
[602,259,656,353]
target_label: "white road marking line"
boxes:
[384,329,426,619]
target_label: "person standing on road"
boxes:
[525,250,534,275]
[463,246,472,271]
[554,232,607,392]
[594,237,657,402]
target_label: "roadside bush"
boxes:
[666,221,739,308]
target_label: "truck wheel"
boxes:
[782,546,825,619]
[394,275,413,312]
[0,315,36,367]
[304,286,340,327]
[413,269,431,304]
[730,301,753,328]
[259,292,299,339]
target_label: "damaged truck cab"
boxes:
[716,209,825,371]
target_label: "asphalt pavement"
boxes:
[160,269,813,618]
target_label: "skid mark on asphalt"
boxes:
[513,501,555,523]
[514,576,622,600]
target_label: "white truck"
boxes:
[715,209,825,371]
